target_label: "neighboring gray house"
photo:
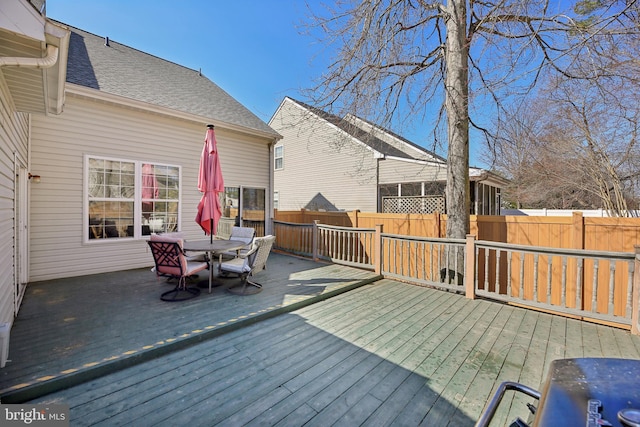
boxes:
[269,97,507,215]
[0,0,280,329]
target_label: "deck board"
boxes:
[6,252,640,425]
[1,253,380,401]
[452,306,525,424]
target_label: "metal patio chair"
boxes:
[220,235,275,295]
[147,235,208,301]
[220,226,256,259]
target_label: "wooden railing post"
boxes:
[312,220,319,262]
[632,246,640,335]
[465,234,476,299]
[374,224,383,275]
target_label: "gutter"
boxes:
[0,44,59,69]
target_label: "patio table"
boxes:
[183,239,247,293]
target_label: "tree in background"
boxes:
[305,0,640,233]
[487,67,640,215]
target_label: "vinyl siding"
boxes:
[0,77,29,323]
[378,157,447,184]
[271,99,377,212]
[29,94,272,282]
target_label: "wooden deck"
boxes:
[0,252,380,402]
[4,252,640,426]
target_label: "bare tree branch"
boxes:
[302,0,640,232]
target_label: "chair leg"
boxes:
[226,273,262,295]
[161,277,201,301]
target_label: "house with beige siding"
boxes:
[269,97,507,215]
[0,1,280,330]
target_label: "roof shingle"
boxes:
[63,23,279,137]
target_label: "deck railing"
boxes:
[315,224,376,269]
[272,220,314,257]
[473,239,636,327]
[273,220,640,333]
[274,220,375,268]
[381,234,467,294]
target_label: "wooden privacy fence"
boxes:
[273,220,640,333]
[274,210,640,253]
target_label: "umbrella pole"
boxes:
[210,218,213,244]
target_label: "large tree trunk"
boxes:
[444,0,470,281]
[444,0,470,240]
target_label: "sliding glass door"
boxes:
[220,186,265,236]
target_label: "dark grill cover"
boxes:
[533,358,640,427]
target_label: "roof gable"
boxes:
[343,114,446,164]
[283,97,444,162]
[63,23,278,138]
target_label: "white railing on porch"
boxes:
[273,220,640,333]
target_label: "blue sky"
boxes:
[47,0,486,165]
[47,0,324,122]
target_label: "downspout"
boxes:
[12,151,18,318]
[268,140,275,235]
[376,154,386,213]
[0,45,59,69]
[376,158,380,212]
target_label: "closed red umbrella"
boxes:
[195,125,224,242]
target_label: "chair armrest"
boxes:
[239,242,259,258]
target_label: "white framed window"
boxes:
[85,155,181,242]
[274,144,284,170]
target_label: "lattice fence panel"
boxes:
[382,196,445,214]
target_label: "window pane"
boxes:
[141,164,180,234]
[153,165,180,200]
[274,146,283,170]
[242,187,265,235]
[88,158,106,198]
[88,201,134,239]
[88,157,180,241]
[222,187,239,219]
[142,163,159,203]
[90,160,136,200]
